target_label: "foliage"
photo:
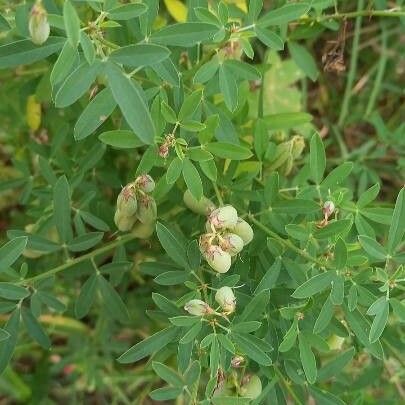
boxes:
[0,0,404,403]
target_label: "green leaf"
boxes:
[179,89,203,121]
[273,199,319,214]
[318,347,355,381]
[0,329,9,342]
[187,147,213,162]
[98,130,145,149]
[63,1,81,47]
[387,187,405,253]
[106,3,147,20]
[169,316,200,327]
[357,183,380,208]
[390,298,405,322]
[152,293,181,317]
[151,23,218,46]
[330,275,344,305]
[68,232,104,252]
[238,289,270,322]
[205,142,252,160]
[231,321,262,333]
[369,299,389,343]
[314,219,352,240]
[217,333,235,354]
[21,307,51,349]
[156,222,189,269]
[258,3,309,27]
[154,271,189,286]
[118,327,178,363]
[152,362,184,387]
[74,88,116,140]
[0,283,29,300]
[53,176,72,243]
[55,61,103,108]
[80,31,96,65]
[98,275,129,323]
[167,157,183,184]
[255,26,284,50]
[314,297,334,333]
[231,333,272,366]
[358,235,387,261]
[347,284,358,311]
[79,211,109,232]
[219,64,238,112]
[75,274,98,319]
[298,333,317,384]
[321,162,353,188]
[333,238,347,269]
[194,58,219,83]
[0,37,65,69]
[182,159,203,201]
[0,237,27,272]
[109,44,170,67]
[224,60,261,80]
[106,62,155,144]
[149,386,183,401]
[292,271,334,299]
[263,112,312,130]
[0,308,20,374]
[255,257,281,294]
[180,321,202,344]
[310,132,326,184]
[199,159,217,181]
[50,40,78,85]
[279,318,298,352]
[308,386,346,405]
[0,14,10,31]
[288,41,319,81]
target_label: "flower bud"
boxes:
[291,135,305,159]
[215,286,236,314]
[117,185,137,216]
[135,174,155,193]
[240,374,262,399]
[230,218,253,245]
[219,233,244,256]
[136,195,157,224]
[231,355,245,368]
[323,200,335,217]
[114,210,136,232]
[183,190,216,215]
[184,299,212,316]
[205,245,232,273]
[29,1,50,45]
[208,205,238,230]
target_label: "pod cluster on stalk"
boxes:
[114,175,157,238]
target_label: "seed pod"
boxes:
[136,195,157,224]
[230,218,253,245]
[280,155,294,176]
[114,210,136,232]
[291,135,305,159]
[205,245,232,273]
[208,205,238,230]
[215,286,236,314]
[219,233,244,256]
[323,200,335,217]
[132,221,155,239]
[183,190,216,215]
[327,334,345,351]
[199,233,213,255]
[117,185,138,216]
[184,299,212,316]
[135,174,155,193]
[240,375,262,399]
[29,1,50,45]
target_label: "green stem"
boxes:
[338,0,364,127]
[317,9,405,21]
[365,22,388,116]
[20,234,136,285]
[212,182,224,206]
[273,365,304,405]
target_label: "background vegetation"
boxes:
[0,0,404,404]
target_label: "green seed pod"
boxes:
[205,245,232,273]
[323,200,335,217]
[291,135,305,159]
[29,1,50,45]
[132,221,155,239]
[114,210,136,232]
[183,190,216,215]
[230,218,254,245]
[219,233,244,256]
[136,195,157,224]
[240,375,262,399]
[117,185,138,216]
[215,286,236,314]
[184,299,212,316]
[135,174,155,193]
[208,205,238,230]
[327,334,345,351]
[280,155,294,176]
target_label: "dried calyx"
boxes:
[198,205,253,273]
[114,174,157,236]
